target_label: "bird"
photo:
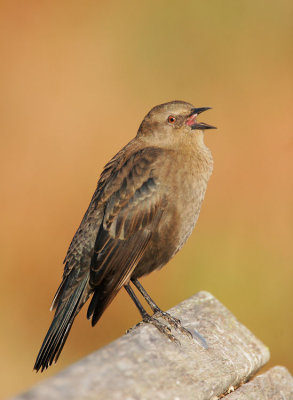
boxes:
[34,100,216,372]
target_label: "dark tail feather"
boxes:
[34,276,88,372]
[87,286,118,326]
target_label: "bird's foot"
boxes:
[142,314,180,345]
[153,309,193,340]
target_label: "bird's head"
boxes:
[137,101,216,145]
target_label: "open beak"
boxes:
[186,107,216,130]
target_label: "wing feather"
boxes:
[87,148,167,325]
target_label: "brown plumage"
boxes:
[34,101,215,372]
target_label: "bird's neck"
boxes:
[139,130,206,151]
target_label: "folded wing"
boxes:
[87,147,167,325]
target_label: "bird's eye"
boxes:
[168,115,176,124]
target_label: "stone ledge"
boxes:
[225,366,293,399]
[12,291,270,400]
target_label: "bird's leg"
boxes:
[124,284,179,344]
[131,279,193,339]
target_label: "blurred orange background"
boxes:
[1,1,292,398]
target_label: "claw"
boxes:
[153,310,193,340]
[142,314,181,345]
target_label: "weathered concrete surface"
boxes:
[12,291,270,400]
[225,366,293,399]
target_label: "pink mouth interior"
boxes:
[186,113,197,126]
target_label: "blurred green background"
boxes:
[1,0,292,398]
